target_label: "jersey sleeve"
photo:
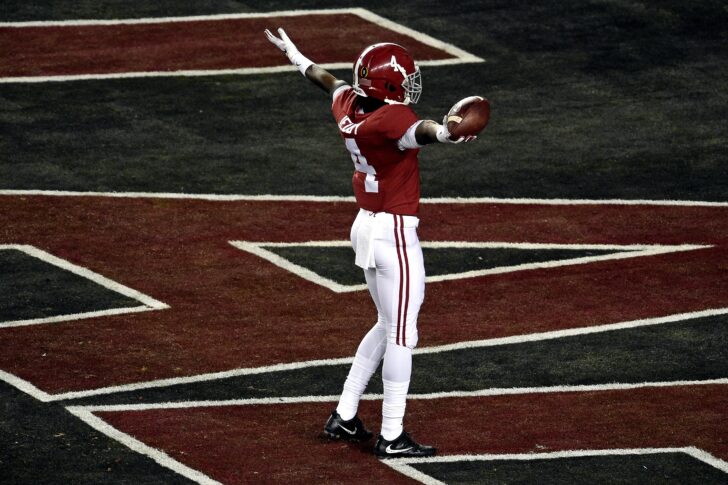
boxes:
[332,84,351,104]
[331,85,354,122]
[377,104,420,140]
[397,120,424,151]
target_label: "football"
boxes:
[446,96,491,139]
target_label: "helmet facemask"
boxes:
[402,66,422,105]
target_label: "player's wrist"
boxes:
[435,124,459,144]
[288,50,314,76]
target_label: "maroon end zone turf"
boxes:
[95,384,728,484]
[0,195,726,394]
[0,13,454,78]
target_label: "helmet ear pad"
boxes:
[380,80,404,100]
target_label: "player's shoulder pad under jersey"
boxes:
[375,103,419,140]
[332,84,354,111]
[332,84,351,100]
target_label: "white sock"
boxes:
[380,343,412,440]
[336,322,386,420]
[336,356,378,421]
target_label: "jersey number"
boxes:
[345,138,379,193]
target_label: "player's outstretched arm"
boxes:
[413,96,485,145]
[305,64,347,95]
[413,120,476,145]
[264,28,346,95]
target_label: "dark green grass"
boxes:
[0,249,141,322]
[408,314,728,393]
[1,1,727,199]
[0,1,255,21]
[0,381,192,484]
[412,453,728,485]
[267,246,363,285]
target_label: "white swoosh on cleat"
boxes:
[385,445,414,454]
[339,425,357,435]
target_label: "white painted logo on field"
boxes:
[0,244,168,328]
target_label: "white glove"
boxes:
[436,96,483,143]
[264,28,313,76]
[435,123,476,144]
[264,28,295,56]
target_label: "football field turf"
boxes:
[1,1,727,483]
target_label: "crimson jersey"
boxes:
[332,86,421,215]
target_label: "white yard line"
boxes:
[2,189,727,206]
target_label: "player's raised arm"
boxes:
[264,28,346,95]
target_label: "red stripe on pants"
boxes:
[399,215,410,347]
[394,215,404,345]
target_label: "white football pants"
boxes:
[336,209,425,440]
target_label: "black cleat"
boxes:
[374,431,436,458]
[323,411,373,442]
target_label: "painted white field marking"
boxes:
[686,448,728,475]
[0,189,355,201]
[414,307,728,355]
[348,8,483,63]
[76,394,343,412]
[230,240,710,293]
[44,306,728,402]
[0,244,168,329]
[400,377,728,401]
[383,460,447,485]
[0,8,482,63]
[65,380,728,485]
[382,447,728,483]
[0,9,359,27]
[2,189,728,207]
[0,8,482,83]
[0,65,348,84]
[48,356,354,402]
[71,378,728,413]
[66,407,221,485]
[0,369,56,402]
[230,240,356,293]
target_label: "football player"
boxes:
[265,28,477,458]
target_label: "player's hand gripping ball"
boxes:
[445,96,490,141]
